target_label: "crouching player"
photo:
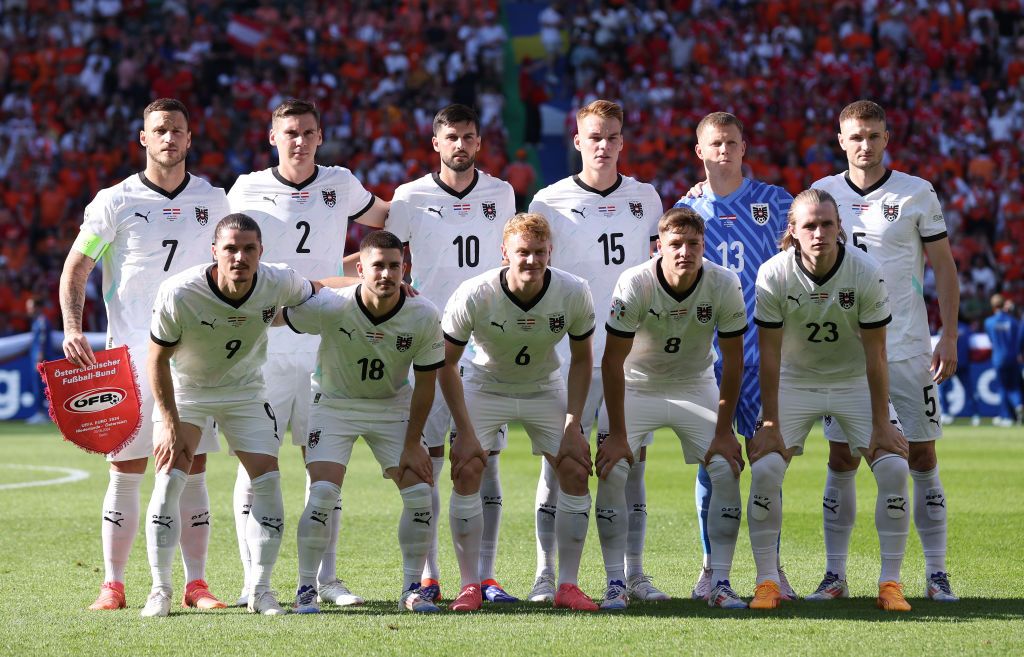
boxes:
[598,207,748,609]
[143,213,320,617]
[283,231,445,613]
[748,189,912,611]
[440,213,599,612]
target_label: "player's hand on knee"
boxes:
[449,432,487,480]
[867,422,909,462]
[62,332,97,368]
[555,426,593,476]
[706,431,744,477]
[747,423,786,463]
[397,442,434,486]
[154,423,192,473]
[595,435,633,480]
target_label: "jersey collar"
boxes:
[500,267,551,312]
[272,166,319,190]
[432,170,479,199]
[355,285,407,325]
[796,243,846,287]
[139,172,191,200]
[572,173,622,198]
[656,258,704,302]
[205,265,259,309]
[843,169,892,197]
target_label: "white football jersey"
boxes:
[283,285,444,419]
[754,244,892,387]
[443,266,595,394]
[529,174,661,356]
[227,165,374,354]
[813,170,947,360]
[76,173,229,350]
[606,258,747,389]
[387,170,516,310]
[150,262,313,399]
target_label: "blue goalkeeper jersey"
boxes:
[676,178,792,366]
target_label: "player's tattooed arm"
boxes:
[706,334,744,477]
[59,250,98,367]
[924,237,960,384]
[749,326,787,463]
[861,325,909,462]
[597,333,633,479]
[396,369,438,487]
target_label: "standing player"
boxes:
[810,101,961,601]
[440,214,598,612]
[528,99,663,602]
[674,112,794,600]
[227,99,388,607]
[984,295,1022,427]
[285,231,444,614]
[749,189,912,612]
[143,213,318,617]
[386,104,517,603]
[598,207,748,610]
[59,98,229,611]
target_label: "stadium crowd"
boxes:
[2,0,1023,341]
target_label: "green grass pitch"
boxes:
[1,421,1021,656]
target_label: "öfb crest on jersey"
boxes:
[396,333,413,352]
[629,201,644,219]
[750,203,769,225]
[195,206,209,226]
[548,313,565,333]
[322,188,337,208]
[696,303,713,323]
[482,201,497,221]
[262,306,277,323]
[838,288,856,309]
[882,202,900,222]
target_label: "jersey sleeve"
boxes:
[605,270,646,337]
[772,188,793,236]
[754,262,784,328]
[208,186,232,226]
[277,265,316,308]
[283,292,325,335]
[342,169,375,220]
[226,174,250,212]
[568,281,596,340]
[73,189,117,260]
[717,272,749,338]
[413,306,445,370]
[645,185,663,240]
[916,184,949,242]
[150,283,182,347]
[858,263,892,329]
[384,192,413,244]
[441,284,474,345]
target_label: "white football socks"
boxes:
[911,466,948,576]
[872,454,910,583]
[146,468,187,594]
[179,471,211,583]
[247,471,284,595]
[595,460,629,584]
[706,457,741,585]
[101,470,142,583]
[534,458,559,578]
[232,463,254,593]
[823,467,857,578]
[421,456,445,583]
[479,453,503,582]
[555,492,592,587]
[399,483,434,591]
[748,452,786,585]
[449,492,483,587]
[624,459,648,580]
[297,480,340,590]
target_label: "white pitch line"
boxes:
[0,464,90,490]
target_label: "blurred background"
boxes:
[1,0,1021,423]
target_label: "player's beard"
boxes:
[442,152,475,173]
[149,146,188,170]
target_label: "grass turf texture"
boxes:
[0,421,1021,656]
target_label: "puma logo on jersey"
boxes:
[263,195,278,205]
[787,294,803,306]
[134,211,152,223]
[427,207,443,217]
[929,418,940,426]
[648,309,661,320]
[200,319,217,330]
[338,326,354,339]
[490,320,507,332]
[571,208,586,219]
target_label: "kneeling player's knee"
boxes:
[828,441,860,471]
